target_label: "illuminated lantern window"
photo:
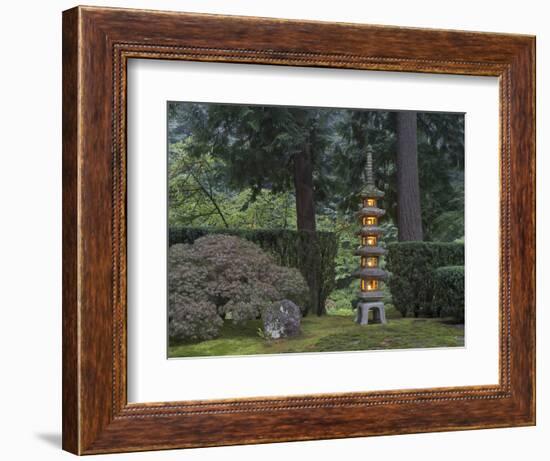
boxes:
[362,216,377,226]
[366,198,376,207]
[361,256,367,267]
[366,257,378,267]
[361,279,379,291]
[366,236,377,246]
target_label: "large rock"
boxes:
[263,300,301,339]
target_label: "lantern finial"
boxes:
[365,145,375,187]
[359,145,384,199]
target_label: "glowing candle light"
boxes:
[367,280,378,291]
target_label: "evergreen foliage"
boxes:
[433,266,465,323]
[386,242,464,318]
[168,103,466,244]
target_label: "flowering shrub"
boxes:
[168,234,309,340]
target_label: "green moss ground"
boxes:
[168,307,464,358]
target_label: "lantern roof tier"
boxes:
[357,206,386,218]
[357,290,385,301]
[354,246,386,256]
[359,184,385,199]
[357,226,384,236]
[354,268,388,280]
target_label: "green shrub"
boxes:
[169,227,338,315]
[386,241,464,317]
[168,235,309,341]
[326,283,358,316]
[433,266,465,323]
[333,228,357,290]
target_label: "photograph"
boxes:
[166,102,466,358]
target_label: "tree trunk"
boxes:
[293,143,324,315]
[293,143,316,232]
[396,111,423,241]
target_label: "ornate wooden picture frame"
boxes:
[62,5,535,455]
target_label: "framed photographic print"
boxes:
[62,5,535,455]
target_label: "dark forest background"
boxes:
[167,102,464,245]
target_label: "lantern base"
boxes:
[356,302,387,325]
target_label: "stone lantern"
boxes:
[354,146,388,325]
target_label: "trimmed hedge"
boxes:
[433,266,465,323]
[169,227,338,316]
[386,241,464,318]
